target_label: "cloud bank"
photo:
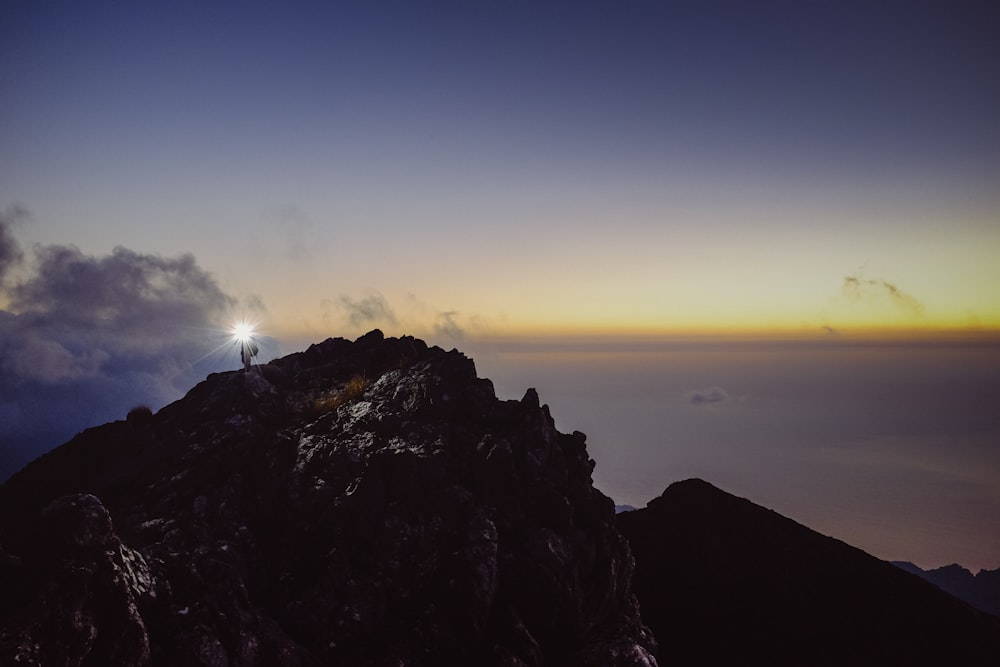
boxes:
[0,212,246,481]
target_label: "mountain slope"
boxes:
[0,331,656,666]
[617,478,1000,666]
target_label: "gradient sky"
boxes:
[3,1,999,338]
[2,2,999,569]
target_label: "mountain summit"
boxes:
[0,331,656,666]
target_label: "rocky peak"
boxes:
[0,331,656,666]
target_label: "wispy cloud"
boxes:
[338,292,397,328]
[685,386,729,406]
[434,311,466,341]
[326,292,483,345]
[242,293,267,314]
[842,270,924,315]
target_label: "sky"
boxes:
[1,1,999,569]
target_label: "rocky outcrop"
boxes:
[0,331,656,666]
[0,493,152,665]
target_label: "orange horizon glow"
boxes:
[468,324,1000,344]
[264,317,1000,350]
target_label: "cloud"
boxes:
[842,271,924,315]
[9,245,232,331]
[339,292,397,327]
[433,311,466,341]
[325,292,484,345]
[0,216,245,480]
[686,386,729,406]
[0,205,27,284]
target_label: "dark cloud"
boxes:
[0,205,28,284]
[843,271,924,315]
[433,311,466,342]
[686,386,729,406]
[9,245,232,329]
[1,222,246,481]
[339,293,397,327]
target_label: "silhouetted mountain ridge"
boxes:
[617,479,1000,665]
[894,561,1000,617]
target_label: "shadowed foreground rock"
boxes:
[0,331,656,666]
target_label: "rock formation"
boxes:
[0,331,656,666]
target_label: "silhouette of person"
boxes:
[241,338,259,372]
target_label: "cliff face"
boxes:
[0,331,656,666]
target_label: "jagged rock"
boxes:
[0,331,656,666]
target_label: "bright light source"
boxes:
[232,321,256,344]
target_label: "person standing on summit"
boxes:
[233,321,259,372]
[240,336,259,372]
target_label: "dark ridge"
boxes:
[893,561,1000,617]
[617,478,1000,666]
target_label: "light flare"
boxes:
[231,320,256,344]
